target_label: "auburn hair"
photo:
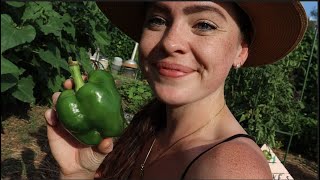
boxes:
[96,98,166,179]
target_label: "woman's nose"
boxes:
[160,24,189,55]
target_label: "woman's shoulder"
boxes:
[184,135,272,179]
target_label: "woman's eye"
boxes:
[194,21,217,31]
[147,16,166,28]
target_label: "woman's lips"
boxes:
[155,62,195,78]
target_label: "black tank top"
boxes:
[180,133,255,180]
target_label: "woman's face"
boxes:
[139,2,249,105]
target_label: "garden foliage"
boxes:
[1,1,135,106]
[115,75,154,114]
[225,25,318,157]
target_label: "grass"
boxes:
[1,105,60,179]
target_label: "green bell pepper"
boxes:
[56,59,124,145]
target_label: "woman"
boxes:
[45,1,307,179]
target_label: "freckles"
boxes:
[224,37,235,51]
[223,39,239,62]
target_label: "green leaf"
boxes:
[12,76,35,103]
[133,95,143,100]
[21,2,51,22]
[1,14,36,53]
[62,22,76,39]
[38,44,68,71]
[93,31,111,47]
[128,91,134,98]
[1,56,20,75]
[39,49,59,68]
[59,58,69,71]
[89,19,96,30]
[48,74,64,92]
[137,87,145,93]
[145,92,152,97]
[21,5,40,22]
[6,2,25,7]
[239,114,247,123]
[40,15,64,37]
[298,101,305,109]
[76,48,94,74]
[1,73,18,92]
[61,39,76,54]
[40,20,62,37]
[61,14,75,39]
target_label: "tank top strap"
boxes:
[180,133,255,180]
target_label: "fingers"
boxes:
[45,108,67,143]
[63,75,88,90]
[63,79,73,90]
[79,139,113,172]
[52,92,61,108]
[97,138,114,154]
[45,108,58,126]
[82,75,88,81]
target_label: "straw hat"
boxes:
[97,1,308,67]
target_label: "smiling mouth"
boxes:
[155,62,195,78]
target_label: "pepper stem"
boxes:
[68,57,84,92]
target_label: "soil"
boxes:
[1,105,318,180]
[272,149,318,180]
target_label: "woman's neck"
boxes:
[160,88,226,145]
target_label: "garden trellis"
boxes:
[280,25,318,165]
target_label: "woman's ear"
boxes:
[233,41,249,69]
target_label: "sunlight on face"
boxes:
[139,1,248,105]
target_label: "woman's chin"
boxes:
[154,89,193,106]
[158,97,188,106]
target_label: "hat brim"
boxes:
[97,1,307,67]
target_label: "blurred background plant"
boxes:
[225,9,318,160]
[1,1,135,109]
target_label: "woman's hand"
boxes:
[44,77,113,179]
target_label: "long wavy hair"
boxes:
[95,2,252,179]
[96,98,166,179]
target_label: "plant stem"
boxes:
[68,58,84,92]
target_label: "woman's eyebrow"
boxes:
[149,3,171,14]
[149,3,227,21]
[183,5,227,21]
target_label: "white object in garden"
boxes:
[260,144,294,180]
[122,60,138,78]
[130,42,139,61]
[112,57,123,66]
[111,57,123,74]
[88,48,92,58]
[99,57,109,70]
[122,43,139,78]
[125,43,139,67]
[89,48,100,61]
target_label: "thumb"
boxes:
[97,138,114,154]
[79,138,113,172]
